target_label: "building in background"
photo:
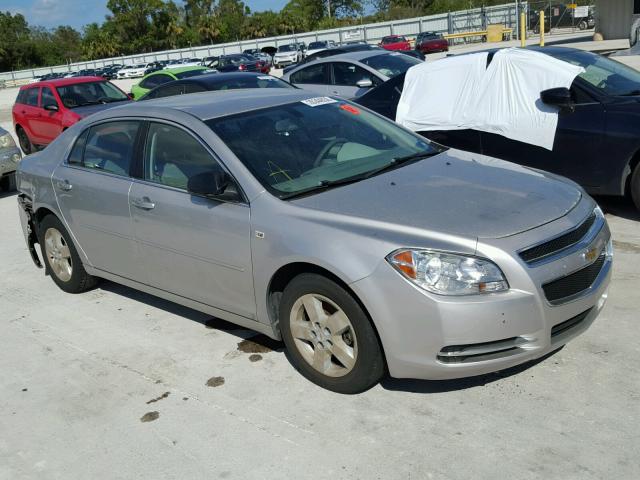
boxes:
[595,0,640,39]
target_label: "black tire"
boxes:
[38,214,99,293]
[16,126,33,155]
[279,273,385,394]
[578,20,587,31]
[630,163,640,212]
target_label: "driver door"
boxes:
[129,121,255,319]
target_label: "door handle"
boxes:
[56,179,73,191]
[131,197,155,210]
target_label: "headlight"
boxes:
[387,249,509,296]
[0,133,16,149]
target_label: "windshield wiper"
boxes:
[280,150,439,200]
[361,150,440,179]
[619,90,640,96]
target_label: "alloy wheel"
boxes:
[44,227,73,282]
[289,294,358,377]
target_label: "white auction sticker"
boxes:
[258,75,275,80]
[301,97,338,107]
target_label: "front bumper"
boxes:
[350,202,612,380]
[0,146,21,177]
[274,58,297,66]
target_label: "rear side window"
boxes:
[81,121,139,176]
[21,88,39,106]
[140,74,173,89]
[41,87,58,108]
[290,64,329,84]
[67,129,89,165]
[331,63,379,87]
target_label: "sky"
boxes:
[2,0,290,30]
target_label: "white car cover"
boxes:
[396,48,585,151]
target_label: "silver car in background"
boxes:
[16,90,612,393]
[282,50,422,99]
[0,126,22,191]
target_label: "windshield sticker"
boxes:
[258,76,275,80]
[301,97,338,107]
[339,104,361,115]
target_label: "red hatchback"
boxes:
[415,32,449,54]
[12,77,131,153]
[379,35,411,51]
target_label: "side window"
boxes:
[16,90,27,104]
[141,74,171,89]
[67,129,89,165]
[183,83,207,94]
[290,64,329,84]
[151,83,185,99]
[144,122,220,190]
[82,121,139,176]
[332,63,379,87]
[25,88,40,106]
[41,87,58,108]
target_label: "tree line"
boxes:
[1,0,535,71]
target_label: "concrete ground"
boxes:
[1,33,640,479]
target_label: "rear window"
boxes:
[17,88,39,106]
[360,53,421,78]
[382,36,406,44]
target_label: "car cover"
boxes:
[396,48,585,150]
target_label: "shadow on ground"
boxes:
[98,280,284,351]
[380,348,563,393]
[595,195,640,222]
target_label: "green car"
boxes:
[130,66,212,99]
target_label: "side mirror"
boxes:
[187,170,231,197]
[44,103,59,112]
[356,78,373,88]
[541,87,574,111]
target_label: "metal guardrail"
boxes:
[0,2,520,84]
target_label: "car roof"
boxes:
[20,76,107,89]
[152,66,207,75]
[93,89,323,122]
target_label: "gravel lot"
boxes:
[1,39,640,479]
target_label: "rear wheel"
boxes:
[39,215,99,293]
[578,20,588,31]
[16,126,33,155]
[630,163,640,212]
[280,273,384,394]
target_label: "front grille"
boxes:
[551,308,593,338]
[520,213,596,264]
[543,254,606,304]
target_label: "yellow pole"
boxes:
[540,10,545,46]
[520,12,526,47]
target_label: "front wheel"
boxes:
[280,273,384,394]
[39,215,99,293]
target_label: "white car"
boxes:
[117,64,151,79]
[273,44,302,68]
[305,40,337,58]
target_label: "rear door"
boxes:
[129,121,255,319]
[17,87,42,143]
[329,61,381,98]
[31,86,63,143]
[52,120,142,280]
[289,63,331,95]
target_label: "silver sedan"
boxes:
[282,50,422,98]
[16,90,612,393]
[0,126,22,191]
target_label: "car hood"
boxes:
[291,149,581,239]
[72,102,129,118]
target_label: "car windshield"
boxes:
[175,68,211,79]
[278,45,296,52]
[206,75,291,90]
[361,53,422,78]
[308,42,327,49]
[207,99,439,198]
[551,50,640,96]
[56,81,128,107]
